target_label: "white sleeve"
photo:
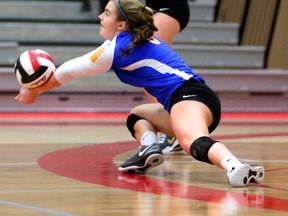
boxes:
[55,40,114,84]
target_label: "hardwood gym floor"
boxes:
[0,112,287,215]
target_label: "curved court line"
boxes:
[0,200,77,216]
[38,138,288,212]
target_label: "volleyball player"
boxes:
[15,0,264,186]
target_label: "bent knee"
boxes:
[190,136,218,164]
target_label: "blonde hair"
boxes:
[113,0,158,56]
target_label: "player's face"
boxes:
[99,1,126,40]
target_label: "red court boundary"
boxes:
[4,111,286,211]
[1,112,288,119]
[38,141,288,212]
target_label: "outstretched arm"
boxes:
[15,74,61,104]
[15,43,114,104]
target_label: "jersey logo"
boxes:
[149,37,160,45]
[90,47,105,63]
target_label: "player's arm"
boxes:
[15,44,114,104]
[14,75,61,104]
[54,46,113,84]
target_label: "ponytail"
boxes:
[113,0,158,56]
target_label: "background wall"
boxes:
[216,0,288,69]
[267,0,288,69]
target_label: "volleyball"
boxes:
[14,49,55,88]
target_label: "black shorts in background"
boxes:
[146,0,190,31]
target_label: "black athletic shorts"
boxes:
[169,79,221,133]
[146,0,190,31]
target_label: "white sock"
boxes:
[140,131,157,146]
[221,155,242,172]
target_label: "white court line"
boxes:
[239,159,288,163]
[0,200,77,216]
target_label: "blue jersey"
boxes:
[112,32,205,110]
[56,31,205,111]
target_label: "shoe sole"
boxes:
[229,164,265,187]
[249,165,265,183]
[118,154,164,174]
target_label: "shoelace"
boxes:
[158,133,167,144]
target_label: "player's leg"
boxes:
[170,100,264,186]
[143,88,184,154]
[153,12,181,45]
[118,103,173,174]
[129,103,174,139]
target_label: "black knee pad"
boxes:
[126,114,144,138]
[190,136,217,164]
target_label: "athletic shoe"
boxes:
[157,133,185,155]
[228,164,264,187]
[118,143,164,174]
